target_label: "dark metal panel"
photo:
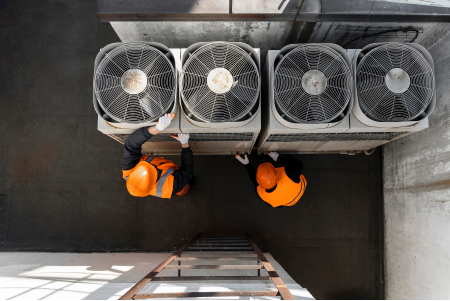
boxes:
[318,0,450,21]
[98,0,450,22]
[97,0,229,14]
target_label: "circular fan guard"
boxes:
[95,43,176,123]
[357,44,434,122]
[274,44,352,124]
[180,42,260,123]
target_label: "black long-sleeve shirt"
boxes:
[245,155,304,198]
[122,127,194,196]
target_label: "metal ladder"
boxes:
[119,233,295,300]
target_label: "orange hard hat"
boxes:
[256,162,277,189]
[126,163,158,197]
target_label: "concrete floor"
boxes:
[0,0,381,299]
[0,252,315,300]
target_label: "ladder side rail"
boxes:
[119,233,201,300]
[245,233,295,300]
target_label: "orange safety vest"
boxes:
[257,167,307,207]
[122,156,178,198]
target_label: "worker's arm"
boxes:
[122,114,173,171]
[245,163,259,193]
[235,155,259,194]
[171,145,194,195]
[171,134,194,195]
[122,127,154,170]
[276,154,304,183]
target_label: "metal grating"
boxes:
[274,44,352,124]
[357,44,434,122]
[109,132,255,143]
[189,133,255,141]
[266,132,407,142]
[95,43,176,124]
[180,42,260,123]
[109,133,176,143]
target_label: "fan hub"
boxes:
[302,70,327,95]
[385,68,410,94]
[121,69,148,94]
[207,68,234,94]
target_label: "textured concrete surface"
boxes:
[111,21,438,63]
[0,252,314,300]
[0,0,382,299]
[383,23,450,299]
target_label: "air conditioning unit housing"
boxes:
[343,43,436,152]
[93,42,182,155]
[257,43,354,154]
[179,42,261,155]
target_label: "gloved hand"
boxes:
[268,151,279,162]
[235,154,249,165]
[171,133,190,144]
[155,113,174,132]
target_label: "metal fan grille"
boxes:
[274,44,352,124]
[95,43,176,123]
[357,44,434,122]
[180,43,260,123]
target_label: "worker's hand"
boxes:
[235,154,249,165]
[171,133,189,144]
[155,113,174,132]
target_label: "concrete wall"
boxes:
[383,23,450,299]
[0,252,314,300]
[110,21,438,61]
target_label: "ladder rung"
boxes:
[174,257,259,261]
[179,253,257,257]
[191,243,251,246]
[152,276,270,281]
[134,291,279,299]
[187,247,254,250]
[197,239,249,242]
[166,265,264,270]
[200,236,246,238]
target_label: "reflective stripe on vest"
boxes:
[155,168,176,198]
[285,176,306,205]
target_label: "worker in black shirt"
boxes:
[235,152,306,207]
[122,113,194,198]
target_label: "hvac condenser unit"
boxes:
[179,42,261,155]
[344,43,436,152]
[94,42,182,155]
[257,44,354,154]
